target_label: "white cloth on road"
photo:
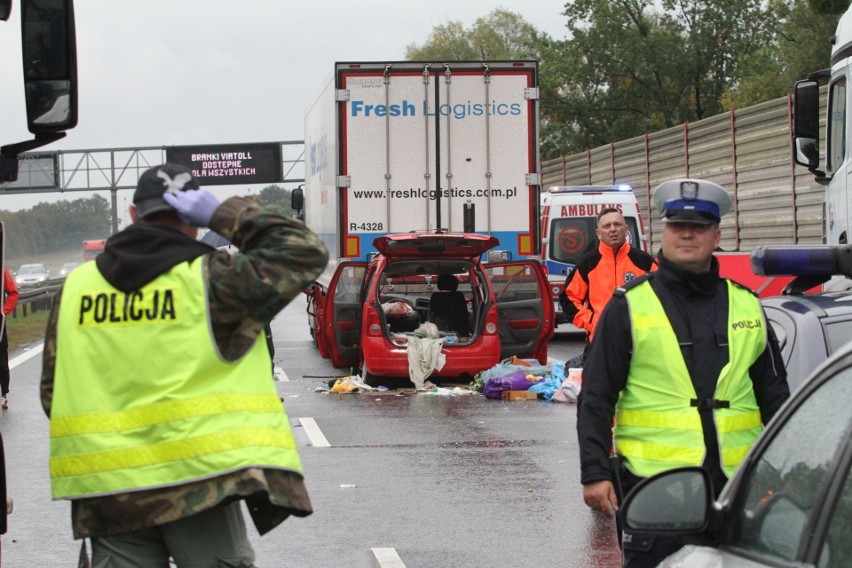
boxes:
[407,336,446,389]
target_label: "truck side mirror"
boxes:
[793,79,820,170]
[22,0,78,134]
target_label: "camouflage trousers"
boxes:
[90,501,256,568]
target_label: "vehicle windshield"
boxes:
[730,364,852,561]
[18,265,45,274]
[548,216,642,265]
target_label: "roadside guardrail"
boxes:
[11,277,63,318]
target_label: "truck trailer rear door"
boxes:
[336,61,540,261]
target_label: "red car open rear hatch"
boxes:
[373,232,499,260]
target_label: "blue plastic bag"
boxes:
[529,361,566,401]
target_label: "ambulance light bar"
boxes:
[546,185,633,194]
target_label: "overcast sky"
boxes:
[0,1,569,212]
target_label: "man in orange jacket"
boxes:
[559,208,655,345]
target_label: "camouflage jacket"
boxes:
[41,196,329,538]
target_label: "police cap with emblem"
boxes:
[652,178,732,225]
[133,163,200,219]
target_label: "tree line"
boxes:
[0,195,112,260]
[0,185,292,260]
[404,0,849,160]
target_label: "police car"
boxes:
[753,245,852,393]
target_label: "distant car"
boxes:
[15,263,50,288]
[620,336,852,567]
[59,261,80,277]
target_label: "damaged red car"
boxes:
[308,231,555,382]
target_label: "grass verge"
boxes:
[7,311,48,353]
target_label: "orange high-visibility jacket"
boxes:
[558,241,656,340]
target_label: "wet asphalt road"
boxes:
[0,299,622,567]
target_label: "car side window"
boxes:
[729,366,852,562]
[487,263,543,304]
[824,319,852,354]
[820,461,852,567]
[827,77,846,174]
[334,264,366,303]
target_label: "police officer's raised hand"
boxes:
[583,480,619,518]
[163,188,221,227]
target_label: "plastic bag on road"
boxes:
[551,368,583,403]
[530,361,566,401]
[331,375,375,393]
[471,360,550,393]
[483,370,543,400]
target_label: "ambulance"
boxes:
[540,185,648,328]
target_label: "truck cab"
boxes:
[1,0,78,540]
[1,0,78,183]
[792,6,852,258]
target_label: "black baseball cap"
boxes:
[133,163,200,218]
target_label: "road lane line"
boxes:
[10,343,44,369]
[371,548,406,568]
[298,417,330,447]
[274,367,289,381]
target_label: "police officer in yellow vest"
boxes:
[577,178,789,567]
[41,163,329,567]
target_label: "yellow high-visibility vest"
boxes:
[615,279,765,478]
[50,258,302,499]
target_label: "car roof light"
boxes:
[751,245,836,276]
[750,245,852,276]
[617,184,633,191]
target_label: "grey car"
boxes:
[621,330,852,567]
[751,244,852,393]
[15,263,50,288]
[59,261,80,277]
[763,289,852,393]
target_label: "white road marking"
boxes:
[274,366,288,381]
[371,548,406,568]
[10,343,44,369]
[298,417,330,447]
